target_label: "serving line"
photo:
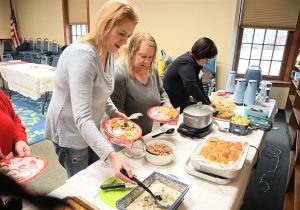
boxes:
[24,101,276,210]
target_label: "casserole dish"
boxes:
[190,135,249,178]
[116,172,189,210]
[145,140,176,166]
[229,115,251,136]
[182,102,215,129]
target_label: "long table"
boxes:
[0,63,55,100]
[40,100,277,210]
[0,62,55,114]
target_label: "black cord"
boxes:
[250,145,259,170]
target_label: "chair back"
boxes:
[43,38,49,52]
[51,40,59,55]
[36,38,42,52]
[1,54,13,62]
[29,38,34,50]
[51,55,60,67]
[3,40,12,52]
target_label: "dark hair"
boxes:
[0,172,71,209]
[191,37,218,60]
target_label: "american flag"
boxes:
[10,0,20,48]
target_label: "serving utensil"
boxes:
[152,128,175,138]
[128,113,143,120]
[120,168,170,209]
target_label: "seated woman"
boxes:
[111,32,173,135]
[0,89,31,209]
[163,37,218,112]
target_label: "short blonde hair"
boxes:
[125,32,157,77]
[79,0,138,54]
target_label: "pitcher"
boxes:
[233,79,246,105]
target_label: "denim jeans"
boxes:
[53,143,99,178]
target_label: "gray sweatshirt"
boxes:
[45,42,116,160]
[111,61,170,135]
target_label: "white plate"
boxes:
[0,155,48,183]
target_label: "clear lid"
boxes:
[183,102,215,117]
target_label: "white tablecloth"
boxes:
[0,63,55,100]
[40,99,277,210]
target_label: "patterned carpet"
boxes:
[10,92,47,145]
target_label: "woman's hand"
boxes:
[14,141,31,157]
[162,102,173,108]
[107,152,136,184]
[110,110,128,120]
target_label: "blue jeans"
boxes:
[53,143,99,178]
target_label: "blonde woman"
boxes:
[45,0,138,182]
[111,32,173,135]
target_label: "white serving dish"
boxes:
[190,135,249,178]
[145,140,175,166]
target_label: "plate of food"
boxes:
[0,155,48,183]
[213,110,235,121]
[147,106,179,123]
[102,118,142,145]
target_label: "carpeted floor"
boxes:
[241,109,290,210]
[10,92,47,145]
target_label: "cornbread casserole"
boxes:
[198,137,243,165]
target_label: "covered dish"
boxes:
[116,172,189,210]
[190,135,249,178]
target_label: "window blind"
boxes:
[68,0,87,24]
[241,0,300,30]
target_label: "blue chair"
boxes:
[50,40,59,55]
[51,55,60,67]
[1,54,13,62]
[43,38,49,52]
[36,38,42,52]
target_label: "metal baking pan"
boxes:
[190,135,249,179]
[116,171,189,210]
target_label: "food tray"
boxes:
[185,155,232,184]
[116,171,189,210]
[190,135,249,179]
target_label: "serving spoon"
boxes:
[120,168,170,209]
[152,128,175,138]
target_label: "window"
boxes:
[236,28,289,79]
[71,24,87,43]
